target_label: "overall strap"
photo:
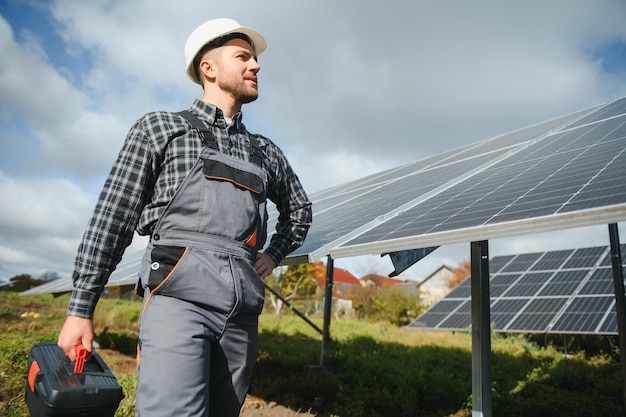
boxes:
[177,110,218,150]
[177,110,264,167]
[248,135,264,167]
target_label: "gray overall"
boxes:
[135,111,268,417]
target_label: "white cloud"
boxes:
[0,173,91,234]
[0,17,84,123]
[0,14,131,179]
[33,110,128,176]
[0,172,95,278]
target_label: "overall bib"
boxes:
[135,111,268,417]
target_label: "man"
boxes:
[58,18,312,417]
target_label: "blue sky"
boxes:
[1,0,626,282]
[592,39,626,75]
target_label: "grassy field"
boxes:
[1,291,624,417]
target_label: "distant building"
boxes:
[359,273,403,289]
[417,265,456,307]
[315,267,362,319]
[312,266,458,317]
[315,267,361,293]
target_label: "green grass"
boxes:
[1,292,624,417]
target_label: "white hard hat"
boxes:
[184,18,267,84]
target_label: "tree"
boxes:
[377,287,423,326]
[448,260,471,289]
[264,262,323,315]
[38,271,61,282]
[6,274,47,292]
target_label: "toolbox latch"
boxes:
[27,360,41,392]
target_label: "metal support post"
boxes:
[471,240,492,417]
[608,223,626,413]
[320,255,334,367]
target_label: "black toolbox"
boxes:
[25,342,124,417]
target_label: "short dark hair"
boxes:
[192,32,253,82]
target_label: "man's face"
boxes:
[211,38,261,104]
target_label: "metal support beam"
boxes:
[384,246,439,277]
[321,255,334,366]
[263,282,323,335]
[608,223,626,413]
[380,246,439,278]
[471,240,492,417]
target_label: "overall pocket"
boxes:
[203,158,264,195]
[145,245,239,316]
[229,255,265,315]
[198,153,268,244]
[147,245,188,292]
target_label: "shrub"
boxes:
[2,292,624,417]
[352,287,422,325]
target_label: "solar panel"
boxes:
[502,272,552,297]
[332,110,626,257]
[579,268,614,295]
[491,298,532,329]
[276,102,606,260]
[410,244,626,335]
[530,249,574,270]
[20,250,144,296]
[566,98,626,129]
[438,300,471,330]
[501,253,544,273]
[506,298,569,332]
[291,149,515,260]
[549,296,615,333]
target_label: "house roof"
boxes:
[417,265,455,288]
[360,273,403,289]
[315,267,361,287]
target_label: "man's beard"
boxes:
[219,77,258,104]
[237,89,258,104]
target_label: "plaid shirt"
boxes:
[68,99,312,318]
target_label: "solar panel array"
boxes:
[21,97,626,296]
[327,99,626,258]
[410,244,626,335]
[20,251,144,296]
[265,104,604,263]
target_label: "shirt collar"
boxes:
[190,99,245,130]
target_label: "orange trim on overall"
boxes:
[140,246,190,318]
[245,228,257,248]
[203,174,262,195]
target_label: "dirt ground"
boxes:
[240,395,317,417]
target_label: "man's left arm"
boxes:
[262,144,312,267]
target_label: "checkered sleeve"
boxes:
[263,140,312,265]
[67,118,155,318]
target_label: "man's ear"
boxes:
[199,59,217,82]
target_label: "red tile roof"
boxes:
[360,273,403,288]
[316,267,361,287]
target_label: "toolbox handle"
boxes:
[74,343,92,374]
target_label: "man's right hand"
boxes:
[57,315,94,361]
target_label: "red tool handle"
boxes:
[74,343,92,373]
